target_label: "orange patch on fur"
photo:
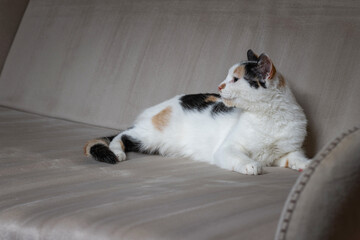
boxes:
[205,95,218,103]
[278,74,286,88]
[84,139,108,156]
[152,106,172,131]
[285,159,289,168]
[120,140,125,151]
[233,65,245,78]
[268,65,276,79]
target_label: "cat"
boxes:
[84,49,310,175]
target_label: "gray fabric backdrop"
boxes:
[1,0,359,157]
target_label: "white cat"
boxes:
[84,50,310,175]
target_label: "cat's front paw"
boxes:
[234,162,263,175]
[290,159,312,172]
[111,149,127,162]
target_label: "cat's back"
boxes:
[134,93,241,160]
[136,93,238,121]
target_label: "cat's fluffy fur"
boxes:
[84,50,310,175]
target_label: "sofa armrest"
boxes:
[275,127,360,240]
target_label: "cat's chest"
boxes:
[231,113,281,145]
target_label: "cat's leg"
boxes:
[108,133,127,162]
[274,150,311,171]
[109,127,147,161]
[213,145,262,175]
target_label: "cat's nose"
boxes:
[218,83,226,91]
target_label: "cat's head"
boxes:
[218,49,286,108]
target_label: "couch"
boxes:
[0,0,359,239]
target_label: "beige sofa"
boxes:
[0,1,359,239]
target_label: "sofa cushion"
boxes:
[0,107,301,240]
[276,127,360,240]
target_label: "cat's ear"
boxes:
[247,49,259,62]
[257,53,276,80]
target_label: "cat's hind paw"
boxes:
[234,162,263,175]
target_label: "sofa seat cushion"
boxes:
[0,107,300,240]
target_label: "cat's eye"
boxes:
[233,77,239,82]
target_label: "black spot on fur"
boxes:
[180,93,220,112]
[90,144,118,164]
[211,102,235,116]
[259,80,266,88]
[121,134,142,152]
[121,134,157,154]
[244,76,260,89]
[247,49,259,62]
[243,63,266,89]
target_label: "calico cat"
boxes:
[84,49,310,175]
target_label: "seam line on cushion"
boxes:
[275,126,359,240]
[0,105,120,131]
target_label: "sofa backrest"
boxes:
[1,0,359,157]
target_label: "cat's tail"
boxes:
[84,135,119,164]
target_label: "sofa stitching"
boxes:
[276,126,359,240]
